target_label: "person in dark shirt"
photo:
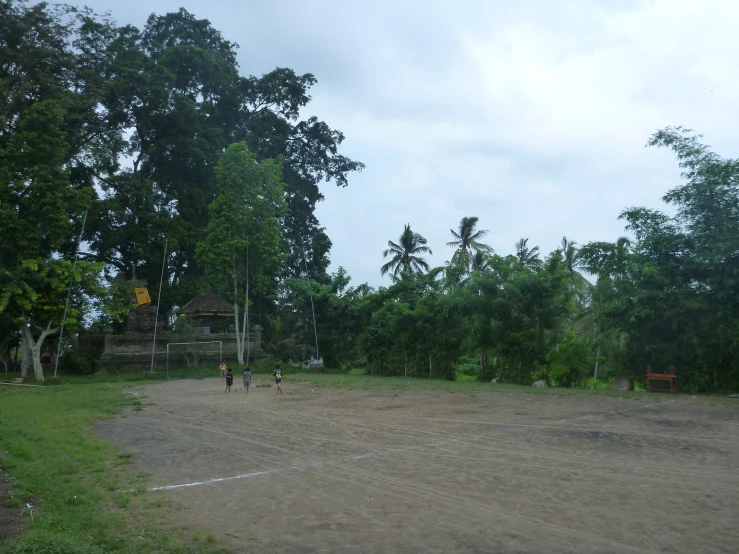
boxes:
[273,364,283,396]
[225,369,234,393]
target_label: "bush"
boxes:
[455,355,479,377]
[546,332,590,387]
[579,377,612,390]
[60,348,99,375]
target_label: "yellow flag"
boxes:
[135,288,151,306]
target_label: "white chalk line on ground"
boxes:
[147,470,271,491]
[122,453,374,493]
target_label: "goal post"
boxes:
[166,341,223,380]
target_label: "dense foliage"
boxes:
[0,0,362,378]
[275,128,739,392]
[1,2,737,392]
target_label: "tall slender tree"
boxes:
[381,224,432,277]
[447,217,493,270]
[197,143,287,366]
[557,236,589,299]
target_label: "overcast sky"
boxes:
[87,0,739,287]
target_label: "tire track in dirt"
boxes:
[133,403,739,485]
[117,409,720,553]
[114,413,620,553]
[101,382,739,554]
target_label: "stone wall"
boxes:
[98,327,262,372]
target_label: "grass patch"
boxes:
[286,372,648,398]
[455,373,478,382]
[0,383,227,553]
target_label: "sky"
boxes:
[86,0,739,287]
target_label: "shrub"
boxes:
[546,332,590,387]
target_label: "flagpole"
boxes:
[150,237,168,374]
[53,211,87,379]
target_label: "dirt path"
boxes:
[95,378,739,553]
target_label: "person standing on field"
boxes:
[225,368,234,393]
[243,366,251,393]
[273,364,283,395]
[219,361,227,381]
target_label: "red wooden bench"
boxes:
[646,365,677,393]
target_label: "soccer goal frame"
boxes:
[166,341,223,380]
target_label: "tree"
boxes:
[447,217,493,270]
[85,10,364,308]
[546,331,591,387]
[381,224,432,277]
[0,100,99,380]
[575,128,739,391]
[514,238,542,267]
[552,236,590,306]
[579,237,631,280]
[197,143,287,366]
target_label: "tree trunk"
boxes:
[243,279,249,367]
[22,322,58,382]
[593,345,601,380]
[233,267,244,366]
[429,354,432,377]
[404,349,408,378]
[479,351,484,380]
[20,329,31,378]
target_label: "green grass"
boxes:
[54,365,216,385]
[0,382,228,553]
[285,372,649,398]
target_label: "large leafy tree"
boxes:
[0,101,101,380]
[447,217,493,270]
[90,11,364,308]
[579,128,739,391]
[381,224,432,277]
[89,9,246,308]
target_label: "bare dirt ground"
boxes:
[94,378,739,554]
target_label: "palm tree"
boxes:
[613,236,632,279]
[472,250,492,272]
[559,236,587,284]
[381,224,433,277]
[558,236,590,305]
[515,238,541,266]
[447,217,493,270]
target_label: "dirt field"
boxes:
[94,378,739,554]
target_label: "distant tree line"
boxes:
[276,128,739,393]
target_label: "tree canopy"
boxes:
[381,224,432,277]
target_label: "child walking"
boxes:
[243,366,251,393]
[225,368,234,393]
[273,364,283,395]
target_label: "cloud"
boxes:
[86,0,739,286]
